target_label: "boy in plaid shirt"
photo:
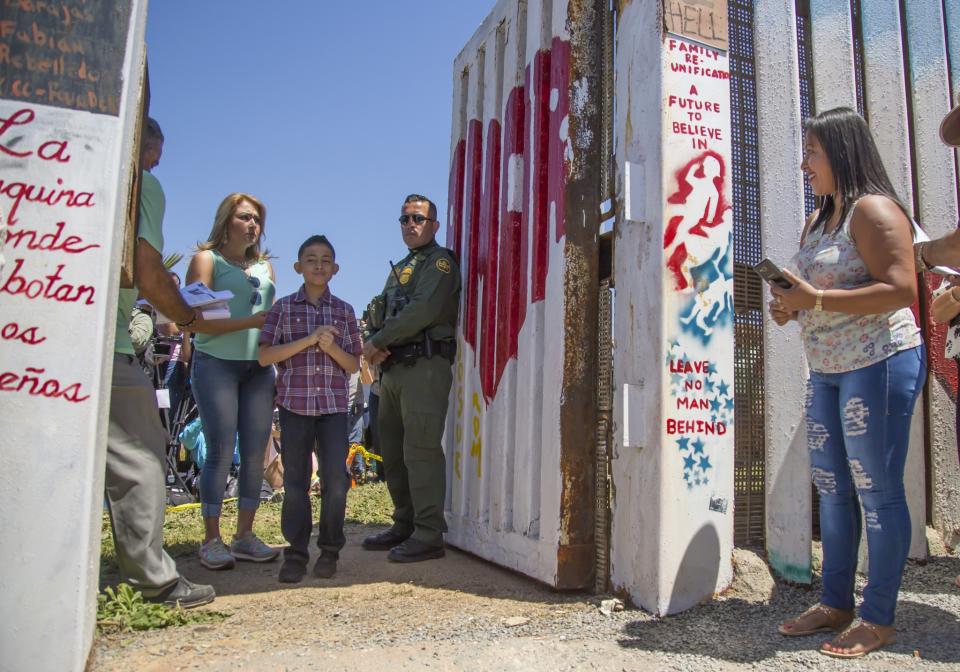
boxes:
[258,235,361,583]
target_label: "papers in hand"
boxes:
[137,281,234,324]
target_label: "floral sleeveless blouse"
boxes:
[793,201,921,373]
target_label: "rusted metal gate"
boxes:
[444,0,603,589]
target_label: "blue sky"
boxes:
[145,1,494,312]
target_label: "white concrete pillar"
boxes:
[610,0,666,613]
[752,0,812,583]
[903,0,960,548]
[611,0,734,614]
[860,0,927,560]
[0,2,148,670]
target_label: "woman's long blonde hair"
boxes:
[196,193,270,262]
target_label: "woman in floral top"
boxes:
[769,108,925,659]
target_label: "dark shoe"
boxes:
[387,538,445,563]
[312,553,337,579]
[362,529,410,551]
[144,577,215,609]
[278,559,307,584]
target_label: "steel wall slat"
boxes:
[729,1,767,549]
[860,0,927,560]
[808,0,857,111]
[752,0,812,582]
[903,0,960,550]
[457,49,485,524]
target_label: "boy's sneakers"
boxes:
[230,532,280,563]
[199,537,235,570]
[143,577,216,609]
[278,558,307,583]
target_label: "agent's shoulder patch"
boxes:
[435,257,452,274]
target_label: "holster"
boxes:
[381,338,456,372]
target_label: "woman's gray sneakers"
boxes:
[199,537,236,570]
[230,532,280,562]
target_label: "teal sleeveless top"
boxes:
[193,250,275,361]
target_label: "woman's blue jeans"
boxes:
[807,344,926,626]
[192,350,276,518]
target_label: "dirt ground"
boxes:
[91,521,960,672]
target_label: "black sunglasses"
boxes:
[399,214,433,225]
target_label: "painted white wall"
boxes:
[443,0,593,587]
[753,0,811,584]
[0,2,147,670]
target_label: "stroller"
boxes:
[144,332,201,505]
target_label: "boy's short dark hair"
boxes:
[144,117,164,142]
[298,235,335,260]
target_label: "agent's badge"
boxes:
[436,258,451,274]
[399,266,414,285]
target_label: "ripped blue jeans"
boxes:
[807,344,926,626]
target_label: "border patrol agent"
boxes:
[361,194,460,562]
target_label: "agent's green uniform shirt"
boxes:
[367,240,459,349]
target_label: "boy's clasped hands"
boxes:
[312,324,338,352]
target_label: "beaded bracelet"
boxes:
[176,310,199,329]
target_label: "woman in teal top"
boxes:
[186,193,280,570]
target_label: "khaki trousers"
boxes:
[105,354,179,592]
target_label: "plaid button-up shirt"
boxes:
[259,285,361,415]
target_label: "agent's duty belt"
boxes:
[382,339,456,371]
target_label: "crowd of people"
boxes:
[101,99,960,661]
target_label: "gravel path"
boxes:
[92,525,960,671]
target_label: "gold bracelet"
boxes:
[814,290,824,312]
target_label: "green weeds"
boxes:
[96,583,227,632]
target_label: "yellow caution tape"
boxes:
[166,497,237,513]
[347,443,382,464]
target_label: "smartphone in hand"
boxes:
[753,259,794,290]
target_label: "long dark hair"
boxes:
[803,107,910,232]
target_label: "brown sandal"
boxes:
[819,619,896,659]
[778,603,855,637]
